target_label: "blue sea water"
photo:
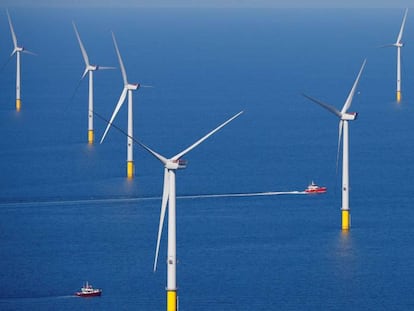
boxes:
[0,8,414,310]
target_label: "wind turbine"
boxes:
[383,8,408,102]
[138,111,243,311]
[100,32,142,179]
[303,59,366,231]
[7,10,35,112]
[72,22,115,144]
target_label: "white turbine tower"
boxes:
[303,59,366,231]
[73,22,115,144]
[138,111,243,311]
[383,8,408,102]
[100,32,141,179]
[7,10,35,112]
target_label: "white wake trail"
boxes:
[179,191,306,199]
[0,191,307,208]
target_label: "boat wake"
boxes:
[0,191,307,208]
[179,191,306,199]
[0,295,75,302]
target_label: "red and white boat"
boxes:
[305,181,327,194]
[75,282,102,297]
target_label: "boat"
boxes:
[75,282,102,297]
[305,181,327,194]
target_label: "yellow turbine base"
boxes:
[16,99,21,112]
[127,161,134,179]
[342,210,350,231]
[167,290,177,311]
[88,130,94,144]
[397,91,402,102]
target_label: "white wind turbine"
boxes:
[72,22,115,144]
[138,111,243,311]
[100,32,142,179]
[7,10,35,112]
[383,8,408,102]
[303,59,366,231]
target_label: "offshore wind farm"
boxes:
[0,7,414,311]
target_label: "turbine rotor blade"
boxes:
[154,168,170,272]
[94,110,137,143]
[81,68,89,80]
[0,55,13,73]
[396,8,408,44]
[341,59,366,114]
[302,93,342,118]
[72,21,90,66]
[69,78,84,102]
[136,141,168,165]
[100,87,128,143]
[22,49,36,56]
[171,111,244,161]
[7,10,18,50]
[93,109,168,164]
[111,31,128,85]
[336,120,344,175]
[92,111,168,165]
[97,66,116,70]
[378,44,395,48]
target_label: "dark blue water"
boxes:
[0,8,414,310]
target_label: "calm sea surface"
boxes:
[0,8,413,310]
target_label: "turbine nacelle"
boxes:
[166,159,188,170]
[341,112,358,121]
[127,83,140,91]
[87,64,98,71]
[394,42,404,48]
